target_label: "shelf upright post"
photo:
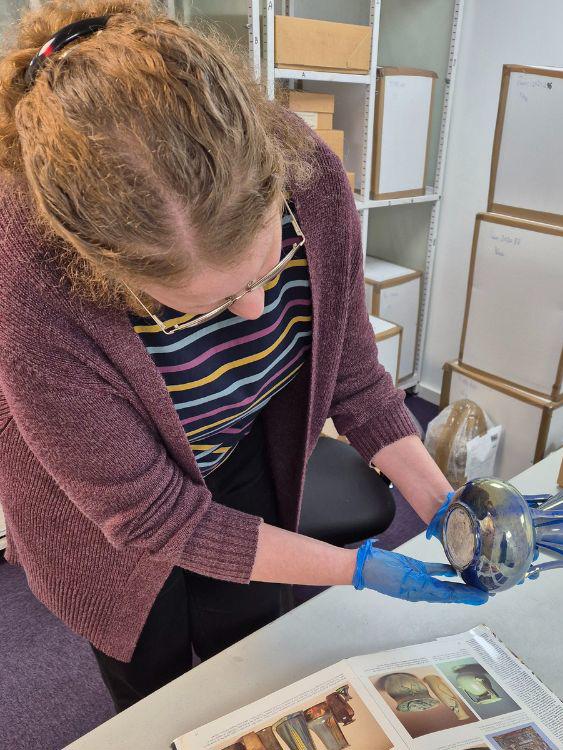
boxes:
[165,0,175,19]
[264,0,275,100]
[359,0,382,260]
[409,0,466,392]
[248,0,261,82]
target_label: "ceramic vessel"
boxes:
[256,728,284,750]
[383,673,440,712]
[325,688,355,725]
[441,479,563,592]
[304,703,349,750]
[274,713,316,750]
[455,676,500,704]
[423,675,470,720]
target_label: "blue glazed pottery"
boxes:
[441,478,563,592]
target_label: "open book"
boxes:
[172,626,562,750]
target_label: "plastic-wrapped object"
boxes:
[424,399,493,488]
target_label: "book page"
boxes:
[172,661,406,750]
[348,627,561,750]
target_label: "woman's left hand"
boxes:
[352,539,489,605]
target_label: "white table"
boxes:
[65,448,563,750]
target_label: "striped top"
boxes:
[130,200,312,477]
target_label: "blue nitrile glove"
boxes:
[353,538,489,605]
[426,491,456,541]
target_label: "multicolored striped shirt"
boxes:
[130,200,312,477]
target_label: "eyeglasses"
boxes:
[121,197,305,335]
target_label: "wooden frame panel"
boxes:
[488,64,563,227]
[458,213,563,401]
[371,68,437,200]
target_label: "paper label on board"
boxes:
[465,425,502,479]
[295,111,318,128]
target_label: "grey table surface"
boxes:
[65,448,563,750]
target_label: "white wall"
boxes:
[421,0,563,399]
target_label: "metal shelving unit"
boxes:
[254,0,465,392]
[413,0,465,392]
[262,0,381,256]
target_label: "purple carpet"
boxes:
[0,394,437,750]
[0,561,115,748]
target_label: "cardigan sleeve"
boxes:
[0,320,262,584]
[328,162,420,463]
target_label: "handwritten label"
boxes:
[489,231,522,256]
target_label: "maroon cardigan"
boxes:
[0,132,418,661]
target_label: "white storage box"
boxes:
[441,360,563,480]
[459,213,563,401]
[489,64,563,227]
[369,315,402,386]
[365,257,422,382]
[371,67,437,199]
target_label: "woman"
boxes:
[0,1,487,713]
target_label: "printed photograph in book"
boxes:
[214,684,393,750]
[486,723,558,750]
[436,657,521,720]
[371,666,478,739]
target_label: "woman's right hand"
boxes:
[352,538,489,605]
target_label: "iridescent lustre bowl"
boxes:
[441,478,563,592]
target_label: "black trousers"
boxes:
[90,413,283,713]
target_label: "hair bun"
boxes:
[0,0,159,175]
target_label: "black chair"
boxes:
[299,435,396,546]
[299,409,423,546]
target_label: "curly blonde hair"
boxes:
[0,0,315,314]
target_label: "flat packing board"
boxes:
[372,68,437,199]
[459,213,563,401]
[488,64,563,227]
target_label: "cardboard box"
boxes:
[321,418,348,443]
[365,258,422,382]
[441,360,563,480]
[459,213,563,401]
[372,67,437,199]
[286,90,335,114]
[275,16,372,74]
[488,64,563,228]
[316,129,344,161]
[346,171,355,190]
[294,111,333,130]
